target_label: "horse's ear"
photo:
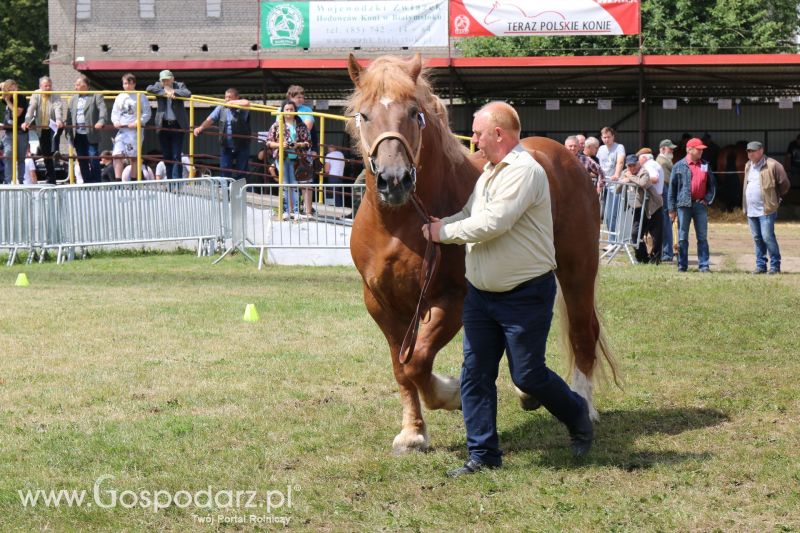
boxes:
[348,54,363,87]
[409,53,423,83]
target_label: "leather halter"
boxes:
[356,113,438,365]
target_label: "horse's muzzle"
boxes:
[375,167,415,205]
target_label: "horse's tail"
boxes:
[556,271,621,388]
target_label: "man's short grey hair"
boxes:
[39,76,52,85]
[564,135,578,144]
[584,136,600,148]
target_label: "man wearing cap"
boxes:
[743,141,790,274]
[620,153,663,263]
[147,70,191,180]
[657,140,678,261]
[111,73,152,181]
[668,137,716,272]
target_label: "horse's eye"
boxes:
[408,107,419,118]
[360,112,369,122]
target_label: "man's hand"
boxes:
[669,211,677,222]
[422,217,442,243]
[20,122,29,131]
[193,126,203,137]
[94,121,104,130]
[56,120,64,129]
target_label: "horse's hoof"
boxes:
[514,386,541,411]
[519,395,541,411]
[392,428,429,454]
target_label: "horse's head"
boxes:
[347,54,427,206]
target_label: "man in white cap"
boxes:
[147,70,191,180]
[743,141,790,274]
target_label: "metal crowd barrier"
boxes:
[220,179,365,269]
[0,186,37,266]
[1,178,231,265]
[599,181,649,264]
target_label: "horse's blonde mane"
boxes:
[345,56,467,163]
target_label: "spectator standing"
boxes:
[656,139,677,261]
[65,75,107,183]
[99,150,116,182]
[23,147,38,185]
[111,73,152,180]
[633,153,665,263]
[668,137,717,273]
[597,127,626,243]
[286,85,315,150]
[22,76,63,184]
[121,160,155,181]
[147,70,190,180]
[584,136,601,163]
[423,102,593,477]
[743,141,790,274]
[566,135,603,191]
[619,154,663,264]
[784,133,800,185]
[576,133,586,154]
[324,144,346,206]
[267,99,311,219]
[193,88,251,180]
[1,79,29,185]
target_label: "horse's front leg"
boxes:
[364,288,430,453]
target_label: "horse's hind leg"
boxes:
[556,270,602,421]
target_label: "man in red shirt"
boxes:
[667,138,717,272]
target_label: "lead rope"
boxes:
[398,192,441,365]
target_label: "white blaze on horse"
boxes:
[346,54,619,453]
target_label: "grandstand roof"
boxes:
[76,54,800,102]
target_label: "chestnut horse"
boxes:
[346,54,618,453]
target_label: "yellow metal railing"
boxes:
[3,89,473,194]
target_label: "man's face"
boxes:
[39,79,52,92]
[601,132,615,146]
[293,93,305,106]
[747,148,764,163]
[687,147,703,162]
[224,90,236,102]
[576,135,586,151]
[626,163,639,175]
[661,146,674,156]
[161,77,173,88]
[74,78,88,91]
[565,139,579,155]
[122,78,135,90]
[584,144,598,157]
[471,112,500,164]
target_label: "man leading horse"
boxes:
[423,102,593,477]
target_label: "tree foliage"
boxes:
[457,0,800,57]
[0,0,48,89]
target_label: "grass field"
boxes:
[1,241,799,531]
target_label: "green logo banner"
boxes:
[261,2,311,48]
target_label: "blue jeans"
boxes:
[603,188,621,243]
[219,145,250,180]
[281,158,298,212]
[748,212,780,272]
[677,201,710,271]
[72,133,101,183]
[2,131,28,184]
[460,273,584,466]
[158,129,185,179]
[661,187,673,260]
